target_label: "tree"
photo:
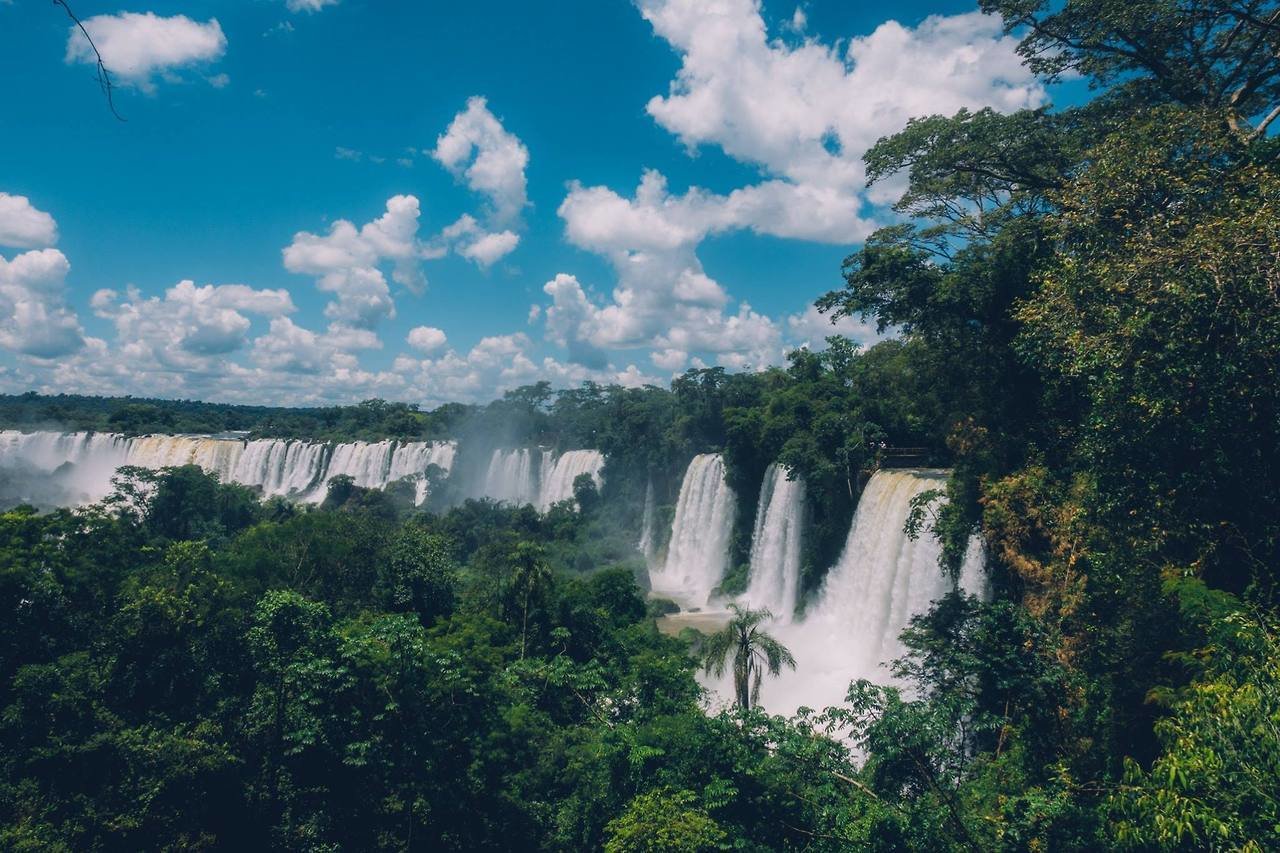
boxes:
[572,472,601,514]
[376,525,458,627]
[981,0,1280,139]
[604,788,727,853]
[1112,611,1280,851]
[510,541,553,659]
[700,605,795,710]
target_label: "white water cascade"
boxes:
[538,449,605,510]
[0,430,457,507]
[475,447,605,510]
[387,441,458,506]
[739,464,806,622]
[747,469,987,716]
[230,440,328,498]
[648,454,736,609]
[480,448,540,506]
[637,479,657,563]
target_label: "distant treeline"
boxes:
[0,392,462,442]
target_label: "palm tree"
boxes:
[701,604,796,710]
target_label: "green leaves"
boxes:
[1111,612,1280,850]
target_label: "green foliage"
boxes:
[3,3,1280,848]
[604,787,727,853]
[1112,612,1280,851]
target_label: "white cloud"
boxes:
[0,193,58,249]
[287,0,340,12]
[457,229,519,267]
[435,214,520,269]
[785,304,883,351]
[541,263,784,372]
[786,6,807,34]
[0,248,84,358]
[393,332,658,406]
[406,325,447,353]
[639,1,1039,193]
[533,3,1042,374]
[283,195,432,328]
[66,12,227,92]
[432,97,529,223]
[91,280,295,365]
[250,317,329,374]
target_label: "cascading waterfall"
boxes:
[480,448,540,506]
[0,431,600,512]
[637,479,657,563]
[387,441,457,506]
[317,440,395,490]
[474,447,605,510]
[0,430,457,507]
[739,463,806,622]
[743,469,987,716]
[648,454,736,609]
[538,449,605,510]
[0,430,132,503]
[230,439,327,498]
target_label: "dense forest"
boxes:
[4,0,1280,849]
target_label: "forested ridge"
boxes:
[4,1,1280,849]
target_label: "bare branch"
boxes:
[53,0,126,122]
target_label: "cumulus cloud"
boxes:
[0,194,58,249]
[457,230,519,267]
[432,214,520,269]
[534,2,1042,373]
[393,332,657,406]
[785,304,883,351]
[283,195,433,329]
[639,1,1039,193]
[432,97,529,223]
[0,248,84,358]
[92,280,294,367]
[66,12,227,92]
[406,325,447,353]
[541,262,783,373]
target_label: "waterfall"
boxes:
[637,479,657,562]
[538,449,605,510]
[0,430,457,508]
[474,447,603,510]
[0,430,131,503]
[648,454,736,609]
[322,441,396,488]
[387,441,457,505]
[0,430,596,512]
[739,463,806,622]
[480,448,539,506]
[744,469,987,717]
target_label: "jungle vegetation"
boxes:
[3,0,1280,849]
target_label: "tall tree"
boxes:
[700,605,796,710]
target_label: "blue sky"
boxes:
[0,0,1050,405]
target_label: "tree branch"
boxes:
[53,0,125,122]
